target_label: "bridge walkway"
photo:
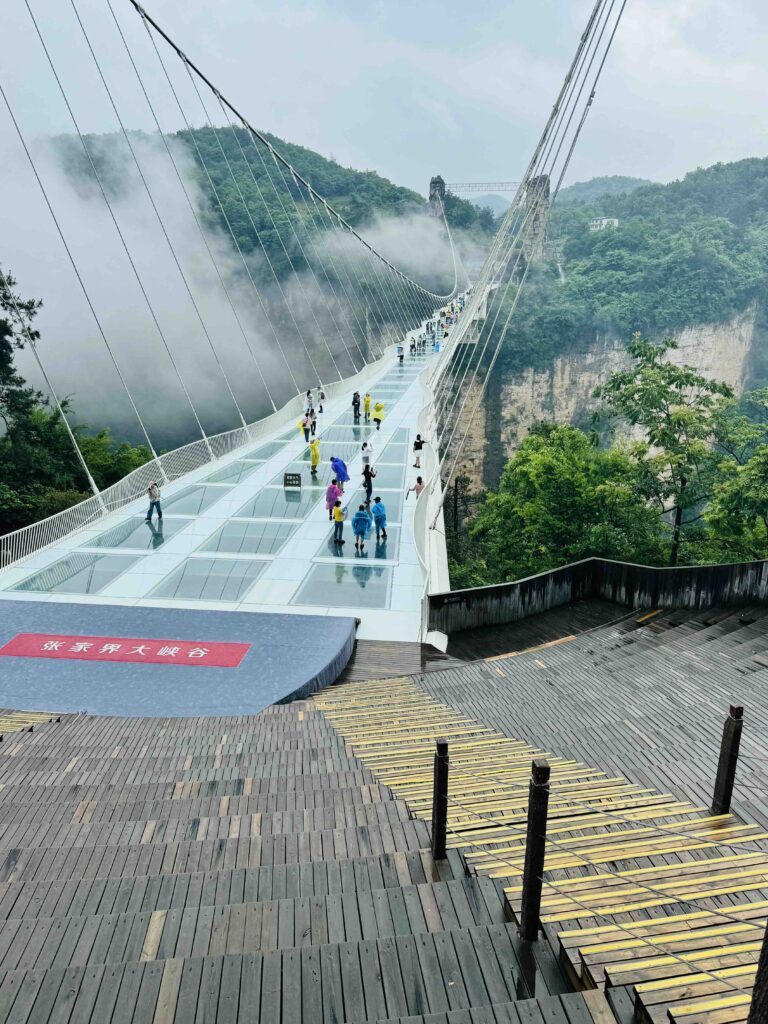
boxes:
[0,350,437,643]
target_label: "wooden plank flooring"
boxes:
[446,600,628,661]
[0,699,581,1022]
[0,711,59,741]
[335,641,462,684]
[313,628,768,1024]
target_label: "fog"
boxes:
[1,130,463,451]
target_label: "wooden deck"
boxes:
[313,607,768,1024]
[335,641,462,683]
[0,699,615,1022]
[446,600,628,661]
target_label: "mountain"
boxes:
[472,193,511,217]
[557,175,654,205]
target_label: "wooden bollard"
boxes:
[431,738,449,860]
[519,758,551,941]
[748,918,768,1024]
[711,705,743,816]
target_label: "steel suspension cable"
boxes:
[437,0,627,501]
[0,71,174,474]
[128,0,457,305]
[234,117,363,375]
[180,64,324,388]
[301,181,385,360]
[105,0,277,413]
[0,263,102,505]
[67,0,249,430]
[138,15,300,396]
[282,164,371,367]
[433,0,613,429]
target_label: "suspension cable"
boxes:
[138,14,300,396]
[128,0,457,305]
[67,0,249,430]
[0,264,102,505]
[105,0,277,414]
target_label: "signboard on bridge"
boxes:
[0,633,251,668]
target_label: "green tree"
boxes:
[0,268,152,536]
[595,335,734,566]
[464,423,667,583]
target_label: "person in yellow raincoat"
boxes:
[372,400,385,431]
[309,437,321,476]
[363,392,372,422]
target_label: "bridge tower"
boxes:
[428,175,446,216]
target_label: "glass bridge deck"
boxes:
[0,353,433,641]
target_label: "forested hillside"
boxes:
[493,158,768,377]
[556,175,653,204]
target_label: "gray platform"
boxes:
[0,599,355,716]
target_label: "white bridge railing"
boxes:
[0,348,393,572]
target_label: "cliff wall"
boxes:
[456,305,761,489]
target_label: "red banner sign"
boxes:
[0,633,251,668]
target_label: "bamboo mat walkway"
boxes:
[313,664,768,1024]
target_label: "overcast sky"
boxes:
[2,0,766,196]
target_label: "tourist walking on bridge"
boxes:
[352,505,372,552]
[372,400,385,430]
[413,434,423,469]
[316,386,325,414]
[363,392,372,422]
[326,478,342,520]
[361,441,373,467]
[300,411,312,442]
[332,501,346,545]
[145,481,162,522]
[330,455,350,492]
[371,496,387,541]
[310,409,317,436]
[406,476,425,500]
[362,464,376,504]
[309,437,321,477]
[352,391,361,421]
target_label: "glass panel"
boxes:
[150,557,267,601]
[163,485,233,515]
[388,428,411,443]
[203,460,263,484]
[292,563,392,609]
[199,521,297,556]
[302,441,359,465]
[236,487,321,520]
[316,524,400,560]
[366,463,406,488]
[377,443,408,463]
[240,440,288,460]
[270,462,331,487]
[318,426,375,442]
[12,553,140,594]
[344,489,403,522]
[84,516,189,551]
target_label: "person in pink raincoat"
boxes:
[325,478,342,521]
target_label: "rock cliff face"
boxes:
[456,305,761,490]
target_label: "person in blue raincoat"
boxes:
[351,504,372,552]
[330,455,350,492]
[371,496,387,541]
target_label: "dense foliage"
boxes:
[0,270,152,537]
[556,175,653,205]
[495,158,768,375]
[448,339,768,587]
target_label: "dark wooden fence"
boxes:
[428,557,768,635]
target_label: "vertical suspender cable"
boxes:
[0,260,102,506]
[138,16,300,396]
[22,0,208,462]
[105,0,277,413]
[66,0,249,431]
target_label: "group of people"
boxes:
[351,391,385,430]
[299,386,326,442]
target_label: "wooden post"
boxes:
[748,919,768,1024]
[711,705,744,815]
[431,738,449,860]
[519,758,551,941]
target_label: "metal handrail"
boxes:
[0,348,393,571]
